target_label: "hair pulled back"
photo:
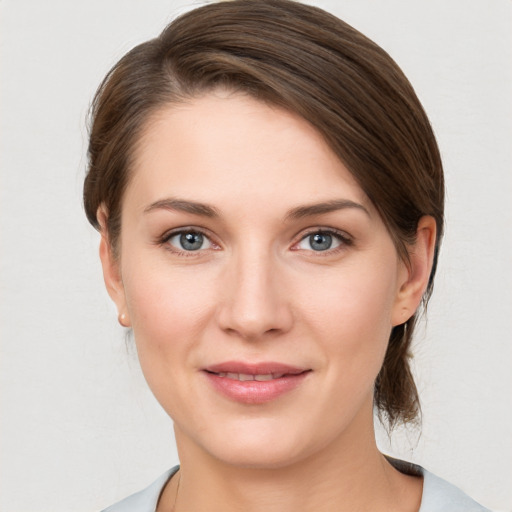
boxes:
[84,0,444,429]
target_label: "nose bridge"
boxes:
[218,242,292,339]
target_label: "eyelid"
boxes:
[156,225,352,255]
[158,226,221,253]
[291,227,353,252]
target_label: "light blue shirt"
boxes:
[102,464,491,512]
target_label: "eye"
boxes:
[166,230,213,252]
[295,230,348,252]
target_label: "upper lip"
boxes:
[204,361,309,376]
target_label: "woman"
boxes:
[83,1,490,510]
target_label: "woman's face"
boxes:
[102,92,423,469]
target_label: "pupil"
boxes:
[180,232,203,251]
[310,232,332,251]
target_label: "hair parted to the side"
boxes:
[84,0,444,429]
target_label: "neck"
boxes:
[162,409,422,512]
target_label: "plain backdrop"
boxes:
[1,1,511,511]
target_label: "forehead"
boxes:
[125,92,372,217]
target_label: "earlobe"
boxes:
[392,216,437,326]
[97,206,131,327]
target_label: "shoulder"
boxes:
[387,457,491,511]
[101,467,178,512]
[420,468,492,512]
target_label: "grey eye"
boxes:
[309,232,332,251]
[168,231,212,251]
[297,231,342,252]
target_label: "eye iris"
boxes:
[180,232,203,251]
[310,232,332,251]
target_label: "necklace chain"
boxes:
[171,471,181,512]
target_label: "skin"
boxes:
[99,91,436,511]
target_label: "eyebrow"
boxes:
[143,197,369,220]
[285,199,370,221]
[144,198,220,217]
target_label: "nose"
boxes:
[216,249,293,341]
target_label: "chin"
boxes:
[194,417,321,470]
[210,443,306,470]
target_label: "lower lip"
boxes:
[204,371,310,404]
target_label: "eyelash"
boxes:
[158,227,353,256]
[291,228,353,255]
[158,227,219,257]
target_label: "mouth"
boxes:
[202,361,311,404]
[208,372,294,381]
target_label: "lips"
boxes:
[203,361,310,404]
[213,372,286,381]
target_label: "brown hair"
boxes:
[84,0,444,428]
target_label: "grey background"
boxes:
[1,1,511,510]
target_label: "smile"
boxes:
[203,361,311,404]
[213,372,288,381]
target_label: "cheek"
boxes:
[121,264,217,381]
[293,263,398,430]
[299,259,399,374]
[303,260,397,335]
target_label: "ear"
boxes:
[97,206,131,327]
[392,216,437,326]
